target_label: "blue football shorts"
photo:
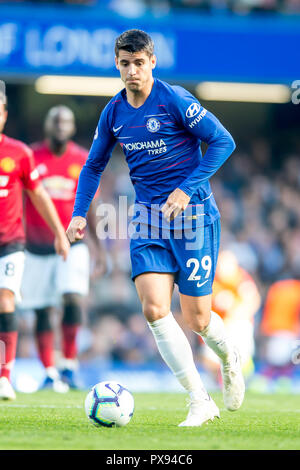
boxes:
[130,217,221,297]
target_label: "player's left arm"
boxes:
[162,89,235,221]
[178,110,236,197]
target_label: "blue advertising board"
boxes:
[0,3,299,84]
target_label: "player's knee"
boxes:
[0,289,15,312]
[184,308,211,332]
[62,295,82,325]
[142,302,170,323]
[35,308,52,333]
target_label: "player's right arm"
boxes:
[66,106,116,243]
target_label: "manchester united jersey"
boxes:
[25,140,88,254]
[0,134,40,255]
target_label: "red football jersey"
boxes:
[25,140,88,249]
[0,134,40,247]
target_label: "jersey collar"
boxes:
[123,78,157,112]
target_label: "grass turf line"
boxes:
[0,391,299,450]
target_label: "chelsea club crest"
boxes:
[146,118,160,133]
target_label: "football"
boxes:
[84,381,135,427]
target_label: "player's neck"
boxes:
[126,78,154,109]
[48,140,68,156]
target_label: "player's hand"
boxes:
[54,232,70,261]
[66,216,87,243]
[161,188,190,221]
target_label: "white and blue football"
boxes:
[84,381,134,427]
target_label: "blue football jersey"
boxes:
[73,78,235,228]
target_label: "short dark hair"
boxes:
[115,29,154,57]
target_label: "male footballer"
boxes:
[67,30,244,426]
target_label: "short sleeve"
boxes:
[20,145,40,190]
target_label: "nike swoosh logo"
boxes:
[197,279,209,288]
[113,125,123,133]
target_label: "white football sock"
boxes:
[58,358,79,371]
[45,367,60,380]
[148,312,208,398]
[196,311,234,365]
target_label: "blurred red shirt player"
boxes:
[21,105,104,392]
[0,84,69,400]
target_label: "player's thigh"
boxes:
[20,252,57,309]
[130,237,178,283]
[0,251,25,307]
[172,219,220,298]
[57,243,90,297]
[134,272,175,322]
[130,237,177,321]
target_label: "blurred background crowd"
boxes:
[1,0,299,392]
[0,0,300,14]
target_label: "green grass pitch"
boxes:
[0,391,299,450]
